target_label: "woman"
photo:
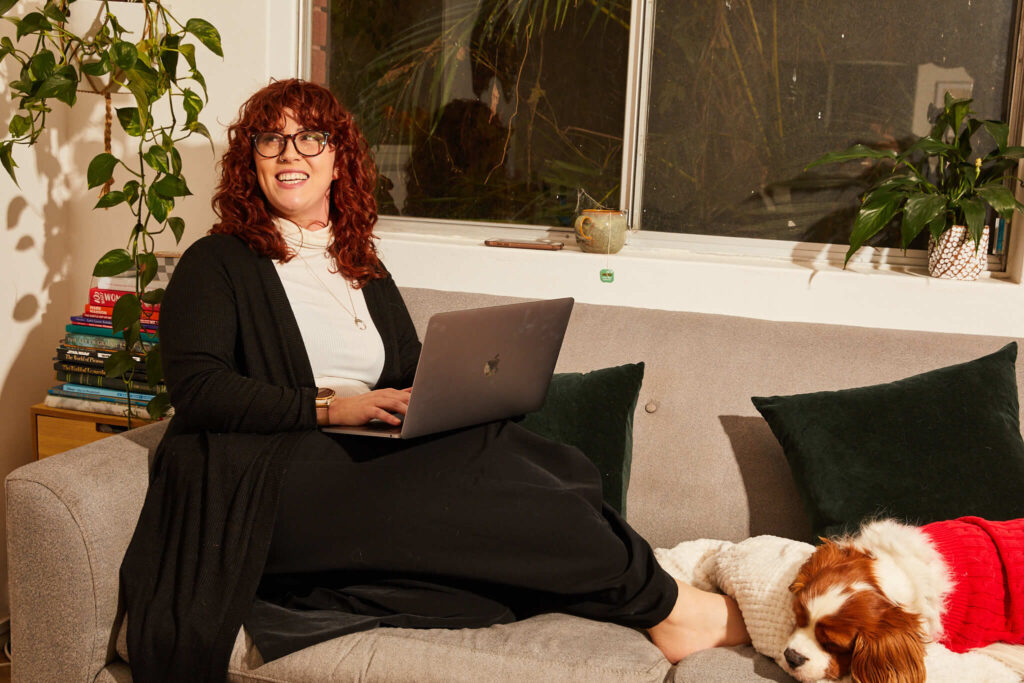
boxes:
[120,79,748,681]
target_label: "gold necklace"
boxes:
[294,251,368,331]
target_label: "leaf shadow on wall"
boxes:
[0,85,76,617]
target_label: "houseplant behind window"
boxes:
[1,0,222,417]
[806,92,1024,280]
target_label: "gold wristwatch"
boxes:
[315,387,336,409]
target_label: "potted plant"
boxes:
[1,0,222,417]
[806,92,1024,279]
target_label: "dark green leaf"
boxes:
[146,186,171,222]
[82,56,111,77]
[898,194,946,248]
[110,41,138,70]
[8,114,31,138]
[145,345,163,386]
[152,174,190,198]
[95,190,127,209]
[8,79,34,97]
[926,213,947,241]
[160,35,180,81]
[184,18,223,57]
[146,391,171,419]
[93,248,133,277]
[36,65,78,106]
[165,217,184,243]
[16,12,51,40]
[982,120,1009,151]
[122,180,141,205]
[976,185,1023,217]
[143,146,170,173]
[28,50,55,80]
[42,2,66,23]
[903,136,957,158]
[805,144,897,170]
[959,197,987,244]
[116,107,143,136]
[141,287,164,305]
[136,252,159,290]
[950,99,971,137]
[112,292,142,335]
[991,146,1024,160]
[0,0,19,16]
[844,190,903,265]
[182,88,202,123]
[123,320,141,352]
[87,153,118,189]
[104,349,137,379]
[0,141,18,185]
[169,147,182,174]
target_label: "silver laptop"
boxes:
[323,297,574,439]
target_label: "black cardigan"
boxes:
[120,234,421,681]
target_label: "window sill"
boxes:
[375,219,1024,338]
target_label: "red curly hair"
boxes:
[211,79,384,286]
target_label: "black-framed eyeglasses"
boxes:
[251,130,331,158]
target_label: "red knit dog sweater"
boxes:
[921,516,1024,652]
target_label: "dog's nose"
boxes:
[784,648,808,669]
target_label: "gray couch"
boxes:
[8,287,1024,682]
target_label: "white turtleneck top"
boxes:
[272,217,386,397]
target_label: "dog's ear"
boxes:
[850,604,926,683]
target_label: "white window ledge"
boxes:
[376,218,1024,338]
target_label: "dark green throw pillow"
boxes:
[752,343,1024,539]
[518,362,645,517]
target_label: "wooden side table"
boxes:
[30,403,155,459]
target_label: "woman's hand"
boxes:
[321,388,412,426]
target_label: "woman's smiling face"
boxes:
[254,109,338,228]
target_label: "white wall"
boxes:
[0,0,290,618]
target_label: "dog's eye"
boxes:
[817,625,854,653]
[822,639,850,654]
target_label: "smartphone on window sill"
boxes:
[484,238,564,251]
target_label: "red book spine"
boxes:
[83,304,160,321]
[87,288,160,310]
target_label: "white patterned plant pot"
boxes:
[927,224,989,280]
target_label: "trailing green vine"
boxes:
[1,0,221,419]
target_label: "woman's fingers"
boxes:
[326,389,413,426]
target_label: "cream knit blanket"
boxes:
[655,536,1022,682]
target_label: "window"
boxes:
[322,0,629,227]
[313,0,1023,266]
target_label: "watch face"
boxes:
[316,387,336,401]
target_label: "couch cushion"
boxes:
[227,613,672,682]
[517,362,644,515]
[671,645,793,682]
[752,342,1024,538]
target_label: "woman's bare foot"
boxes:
[648,578,750,663]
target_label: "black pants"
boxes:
[250,420,677,660]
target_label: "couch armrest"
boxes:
[6,420,167,682]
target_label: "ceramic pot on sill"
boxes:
[927,224,990,280]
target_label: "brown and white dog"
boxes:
[780,517,1024,683]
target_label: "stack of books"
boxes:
[45,253,179,419]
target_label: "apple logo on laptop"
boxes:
[484,354,500,377]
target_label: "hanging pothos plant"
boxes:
[1,0,222,419]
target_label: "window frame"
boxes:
[305,0,1024,276]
